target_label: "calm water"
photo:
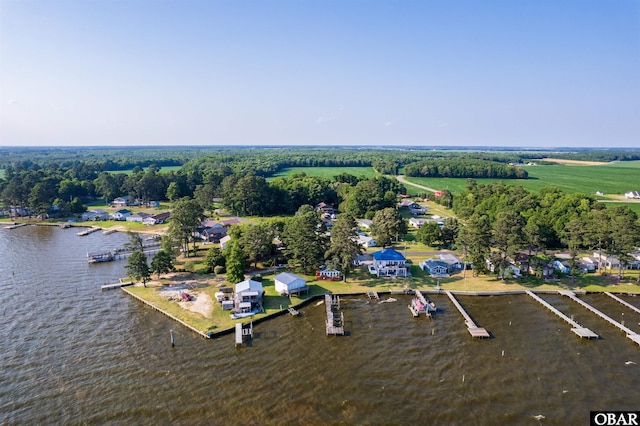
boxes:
[1,225,640,425]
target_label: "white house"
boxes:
[220,235,232,250]
[370,248,409,277]
[234,279,264,312]
[318,269,341,279]
[624,191,640,199]
[143,211,170,225]
[274,272,308,295]
[357,219,373,229]
[112,196,130,207]
[358,234,378,248]
[126,212,151,223]
[408,217,429,228]
[439,253,464,271]
[81,209,109,221]
[110,209,131,221]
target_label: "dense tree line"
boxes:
[403,159,528,179]
[453,182,640,278]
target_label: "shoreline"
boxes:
[120,281,640,340]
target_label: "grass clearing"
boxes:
[269,166,378,180]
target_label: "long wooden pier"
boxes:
[101,280,134,291]
[560,291,640,347]
[605,292,640,315]
[445,290,490,338]
[325,294,345,335]
[525,290,598,339]
[77,227,101,236]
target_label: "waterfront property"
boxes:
[234,279,264,314]
[370,248,409,277]
[274,272,309,296]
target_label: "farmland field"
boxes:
[401,161,640,196]
[268,166,378,180]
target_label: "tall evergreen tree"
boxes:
[281,212,328,273]
[126,250,150,287]
[325,214,362,282]
[370,208,407,247]
[225,241,246,284]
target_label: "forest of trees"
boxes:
[403,159,528,179]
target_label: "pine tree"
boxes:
[225,241,246,284]
[325,214,362,282]
[126,250,150,287]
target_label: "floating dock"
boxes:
[325,294,345,335]
[445,290,490,338]
[560,291,640,347]
[525,290,598,339]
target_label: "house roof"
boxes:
[275,272,305,285]
[372,248,406,261]
[423,259,449,270]
[235,279,263,294]
[439,254,461,264]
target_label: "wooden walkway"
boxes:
[605,292,640,315]
[101,280,133,291]
[4,223,28,229]
[445,291,490,338]
[560,291,640,347]
[525,290,598,339]
[325,294,345,335]
[77,227,101,236]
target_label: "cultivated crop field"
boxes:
[402,161,640,196]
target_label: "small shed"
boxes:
[274,272,308,296]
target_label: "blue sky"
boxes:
[1,0,638,148]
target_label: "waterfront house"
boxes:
[110,209,132,221]
[408,217,429,228]
[370,248,409,277]
[317,268,341,280]
[553,259,571,274]
[234,279,264,312]
[420,259,450,277]
[143,212,170,225]
[126,212,151,223]
[274,272,309,296]
[195,225,227,243]
[439,253,464,271]
[81,209,109,221]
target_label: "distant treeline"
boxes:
[403,159,528,179]
[529,150,640,162]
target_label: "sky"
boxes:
[1,0,639,148]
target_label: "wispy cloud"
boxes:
[315,114,336,124]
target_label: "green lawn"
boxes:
[269,166,378,180]
[402,161,640,195]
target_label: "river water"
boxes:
[1,225,639,425]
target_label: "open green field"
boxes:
[105,166,183,175]
[402,161,640,195]
[269,166,378,180]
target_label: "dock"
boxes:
[605,292,640,315]
[445,291,490,338]
[287,307,300,316]
[77,227,101,236]
[101,280,133,291]
[560,291,640,347]
[525,290,598,339]
[367,291,380,301]
[409,290,436,318]
[235,322,253,346]
[325,294,345,335]
[4,223,28,230]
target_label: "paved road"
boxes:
[396,175,438,193]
